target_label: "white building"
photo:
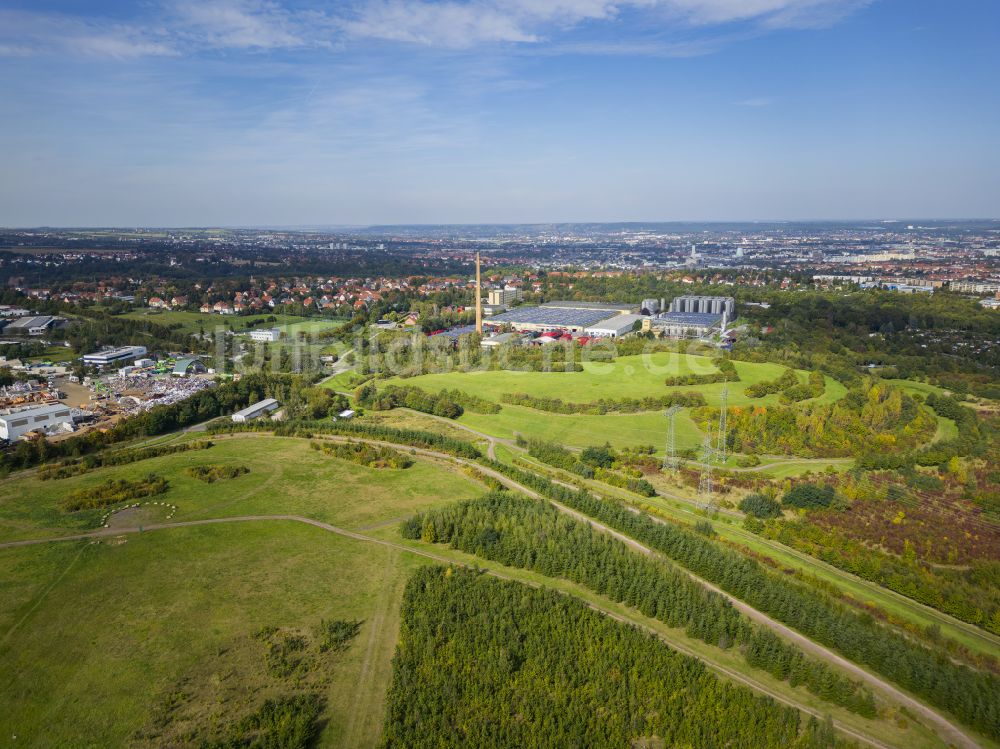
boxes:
[83,345,148,367]
[487,288,523,306]
[0,403,73,441]
[232,398,280,423]
[584,314,644,339]
[248,328,281,342]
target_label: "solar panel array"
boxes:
[489,305,619,328]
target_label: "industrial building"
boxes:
[669,295,735,318]
[3,315,62,336]
[640,298,662,315]
[172,358,208,377]
[487,301,637,334]
[83,345,148,367]
[643,312,723,339]
[232,398,279,423]
[481,332,529,348]
[0,403,73,441]
[248,328,281,342]
[585,314,645,338]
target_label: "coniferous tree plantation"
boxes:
[403,492,877,716]
[481,461,1000,739]
[380,566,854,749]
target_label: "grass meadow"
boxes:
[0,434,484,747]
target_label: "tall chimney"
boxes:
[475,252,483,334]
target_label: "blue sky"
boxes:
[1,0,998,226]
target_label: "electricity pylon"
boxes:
[663,405,682,471]
[716,382,728,465]
[698,432,714,500]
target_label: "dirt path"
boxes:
[0,513,898,749]
[341,545,402,748]
[3,434,982,749]
[526,451,1000,655]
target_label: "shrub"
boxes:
[782,483,835,510]
[310,440,413,469]
[63,474,169,512]
[185,464,250,483]
[315,619,363,653]
[739,493,783,519]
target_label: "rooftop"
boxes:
[489,305,619,328]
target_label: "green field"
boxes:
[0,435,484,747]
[0,523,425,748]
[349,353,846,454]
[382,352,846,408]
[0,429,989,749]
[0,436,481,544]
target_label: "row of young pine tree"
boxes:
[481,460,1000,740]
[403,491,876,717]
[380,566,853,749]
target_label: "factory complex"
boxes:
[482,295,735,341]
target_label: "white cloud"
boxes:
[663,0,872,27]
[341,0,871,49]
[0,0,873,59]
[169,0,313,49]
[0,10,176,59]
[342,2,537,47]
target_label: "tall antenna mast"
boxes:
[475,252,483,335]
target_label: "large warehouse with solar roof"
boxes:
[486,301,636,333]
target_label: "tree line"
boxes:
[501,390,705,414]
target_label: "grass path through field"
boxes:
[2,436,983,749]
[1,543,86,646]
[0,515,918,749]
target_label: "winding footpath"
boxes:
[1,513,893,749]
[1,434,983,749]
